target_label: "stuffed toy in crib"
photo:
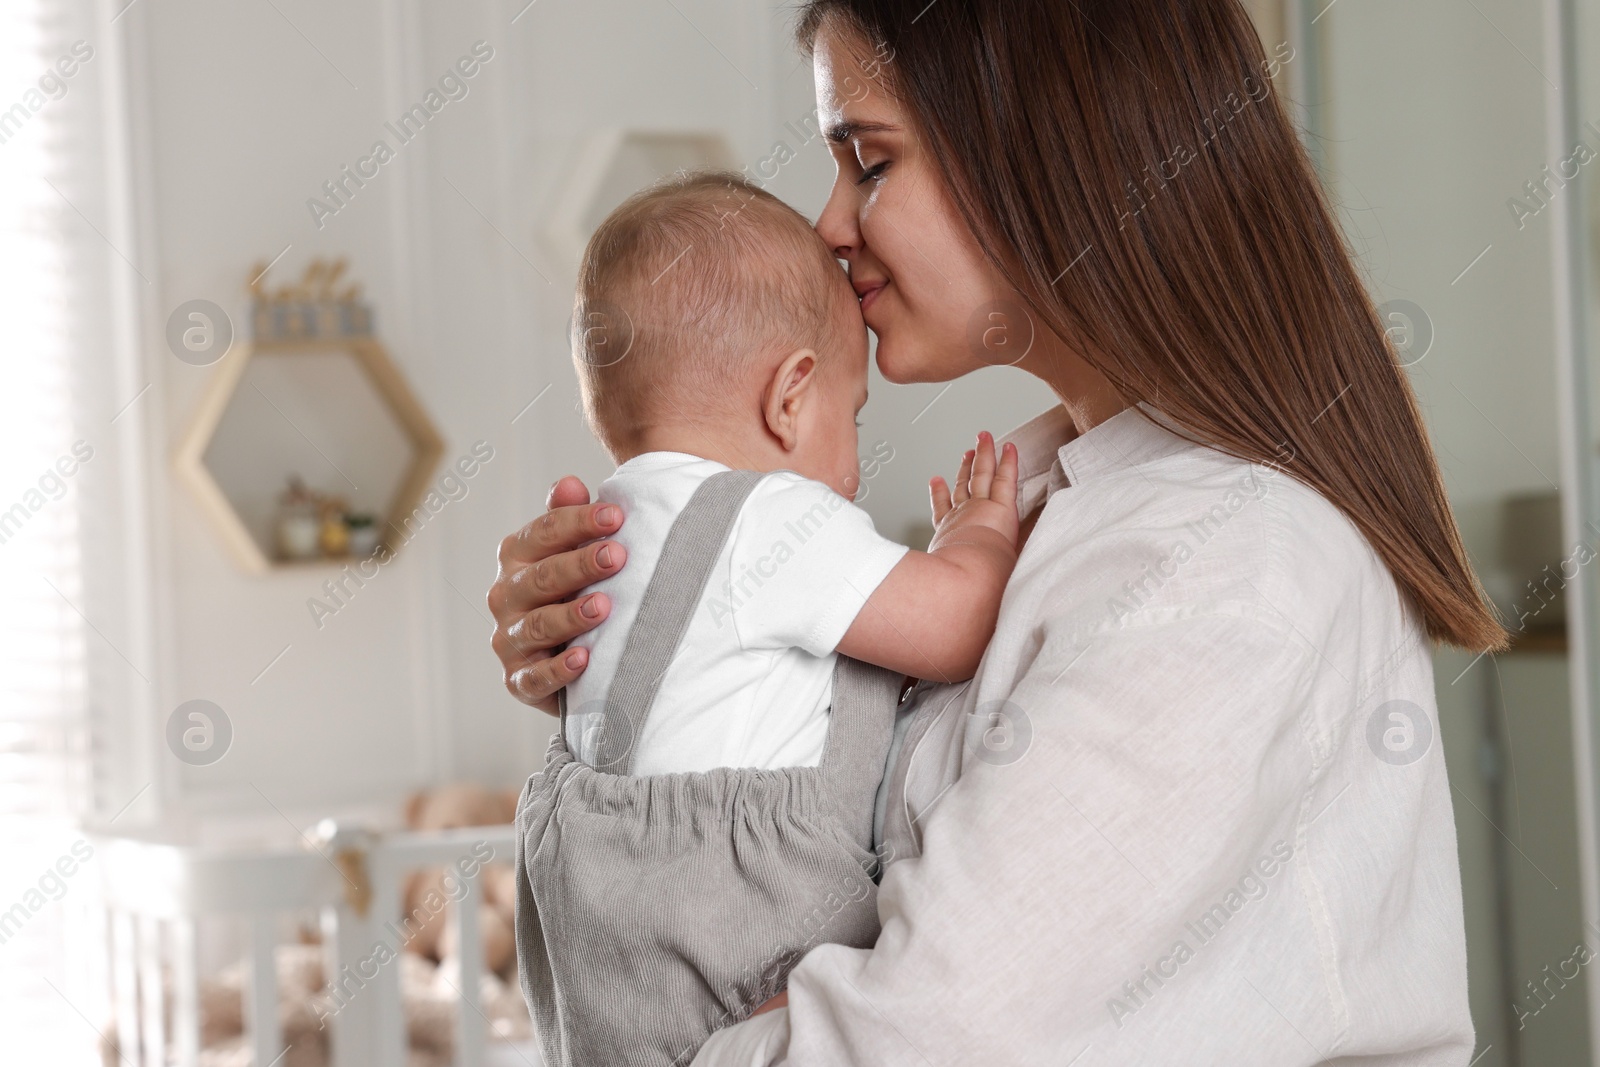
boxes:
[399,782,521,972]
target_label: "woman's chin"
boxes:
[874,338,966,385]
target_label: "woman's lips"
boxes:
[857,281,886,314]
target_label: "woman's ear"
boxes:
[763,348,818,452]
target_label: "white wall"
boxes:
[1319,1,1577,1063]
[127,0,524,827]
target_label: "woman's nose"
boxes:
[815,178,861,261]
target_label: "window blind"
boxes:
[0,0,97,1060]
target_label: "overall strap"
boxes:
[815,656,903,845]
[592,469,763,774]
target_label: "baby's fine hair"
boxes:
[573,171,848,456]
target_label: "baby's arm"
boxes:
[838,432,1019,682]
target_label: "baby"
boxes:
[513,172,1018,1067]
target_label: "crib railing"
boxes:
[90,822,523,1067]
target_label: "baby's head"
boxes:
[573,172,869,498]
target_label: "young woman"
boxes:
[486,2,1505,1062]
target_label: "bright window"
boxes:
[0,0,97,1061]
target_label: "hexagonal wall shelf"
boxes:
[176,263,444,573]
[545,129,737,268]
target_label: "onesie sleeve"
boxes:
[720,472,909,657]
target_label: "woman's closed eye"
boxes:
[854,160,890,186]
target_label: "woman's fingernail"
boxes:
[564,650,584,670]
[597,505,619,527]
[597,545,614,568]
[580,596,602,618]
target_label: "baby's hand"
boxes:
[930,432,1020,552]
[837,431,1019,681]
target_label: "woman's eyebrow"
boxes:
[825,120,897,144]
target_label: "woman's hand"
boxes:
[487,476,627,714]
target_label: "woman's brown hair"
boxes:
[798,0,1507,652]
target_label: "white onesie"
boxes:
[564,451,909,776]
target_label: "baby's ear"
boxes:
[762,348,818,452]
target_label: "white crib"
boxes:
[90,821,530,1067]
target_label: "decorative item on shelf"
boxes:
[275,476,321,561]
[346,512,381,559]
[247,257,374,342]
[318,495,351,557]
[175,260,445,573]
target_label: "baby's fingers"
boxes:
[952,450,975,505]
[930,477,953,524]
[970,432,997,497]
[990,441,1019,508]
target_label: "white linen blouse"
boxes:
[693,404,1473,1066]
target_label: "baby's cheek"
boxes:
[841,451,863,500]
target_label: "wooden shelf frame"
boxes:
[174,338,444,573]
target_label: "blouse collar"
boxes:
[999,402,1199,507]
[1057,403,1196,486]
[997,406,1074,519]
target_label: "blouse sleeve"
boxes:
[695,609,1332,1066]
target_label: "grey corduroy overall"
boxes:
[512,469,902,1067]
